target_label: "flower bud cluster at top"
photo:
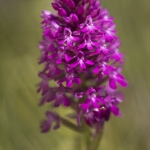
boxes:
[38,0,127,132]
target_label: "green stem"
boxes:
[83,123,104,150]
[88,129,103,150]
[83,123,91,148]
[61,117,103,150]
[60,117,84,133]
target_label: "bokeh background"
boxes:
[0,0,150,150]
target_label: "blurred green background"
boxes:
[0,0,150,150]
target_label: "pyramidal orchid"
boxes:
[37,0,127,149]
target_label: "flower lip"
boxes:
[80,15,99,33]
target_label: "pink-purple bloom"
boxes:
[38,0,127,132]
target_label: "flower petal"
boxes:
[54,98,61,107]
[77,5,84,14]
[85,59,94,65]
[70,13,78,22]
[78,42,86,48]
[66,79,73,87]
[62,97,70,106]
[41,120,51,132]
[71,60,79,68]
[109,78,117,89]
[74,77,81,84]
[87,43,93,50]
[111,105,119,116]
[79,61,86,69]
[58,8,67,17]
[93,66,100,74]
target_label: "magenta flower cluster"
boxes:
[38,0,127,132]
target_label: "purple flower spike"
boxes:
[38,0,128,132]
